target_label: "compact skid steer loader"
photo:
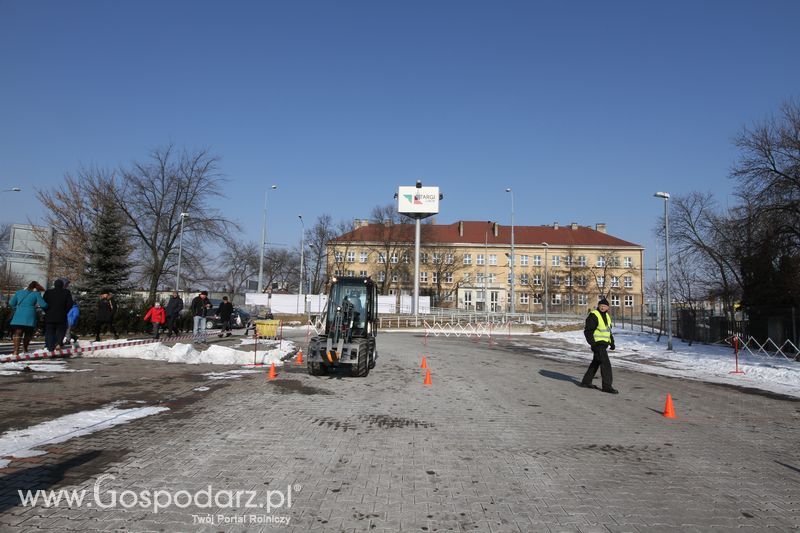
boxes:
[307,276,378,377]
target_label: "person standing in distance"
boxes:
[43,279,74,351]
[217,296,234,338]
[580,297,618,394]
[191,291,212,335]
[165,291,184,337]
[94,292,118,342]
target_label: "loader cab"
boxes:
[326,276,377,336]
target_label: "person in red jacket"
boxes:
[143,301,167,339]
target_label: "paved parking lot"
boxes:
[1,330,799,532]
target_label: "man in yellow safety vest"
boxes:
[580,297,618,394]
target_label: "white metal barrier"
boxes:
[722,335,800,361]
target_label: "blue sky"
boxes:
[1,1,799,278]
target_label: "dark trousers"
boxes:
[45,323,67,351]
[582,343,613,389]
[220,317,232,332]
[166,315,180,335]
[151,322,162,339]
[95,320,117,340]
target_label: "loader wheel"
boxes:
[368,338,376,369]
[350,339,369,377]
[308,361,328,376]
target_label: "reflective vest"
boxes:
[590,309,613,343]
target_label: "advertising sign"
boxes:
[397,186,440,215]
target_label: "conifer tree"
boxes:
[81,197,132,298]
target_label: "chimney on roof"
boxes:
[383,220,392,227]
[596,223,607,234]
[493,222,500,237]
[553,222,559,230]
[354,219,369,228]
[571,222,578,230]
[458,221,464,237]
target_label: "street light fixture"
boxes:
[505,188,515,314]
[2,187,21,192]
[298,214,305,317]
[175,212,189,291]
[654,191,673,350]
[542,242,549,330]
[257,185,278,293]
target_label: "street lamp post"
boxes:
[298,215,305,316]
[505,188,515,314]
[258,185,278,294]
[175,212,189,291]
[485,224,490,322]
[654,192,673,350]
[542,242,549,329]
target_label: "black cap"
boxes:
[598,297,609,307]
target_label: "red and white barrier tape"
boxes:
[0,333,208,364]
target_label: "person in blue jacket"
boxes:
[9,281,47,356]
[65,302,80,346]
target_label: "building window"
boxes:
[564,293,574,306]
[377,271,385,282]
[463,291,472,307]
[520,255,529,266]
[624,295,634,307]
[577,255,587,266]
[421,253,429,264]
[334,269,342,276]
[610,257,620,267]
[520,293,529,305]
[610,295,620,307]
[463,272,471,283]
[578,293,587,305]
[445,253,454,264]
[476,272,485,283]
[335,251,343,263]
[401,272,410,283]
[489,254,497,266]
[359,270,367,277]
[378,252,386,264]
[565,275,573,287]
[477,254,485,266]
[360,251,368,263]
[391,272,398,282]
[551,293,561,305]
[402,252,410,264]
[432,253,441,264]
[551,255,560,267]
[533,293,542,304]
[346,251,355,263]
[577,275,587,287]
[432,272,438,283]
[533,274,541,286]
[388,288,396,296]
[445,272,453,283]
[463,253,472,265]
[624,275,633,288]
[390,252,398,264]
[597,276,605,288]
[533,255,541,266]
[565,255,573,267]
[347,270,355,276]
[596,256,606,268]
[624,256,632,268]
[488,273,496,283]
[611,276,620,288]
[551,275,561,286]
[520,273,529,285]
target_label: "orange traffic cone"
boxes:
[663,393,676,419]
[268,362,277,380]
[296,350,303,365]
[423,369,432,386]
[420,356,427,369]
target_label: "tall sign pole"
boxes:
[397,181,442,322]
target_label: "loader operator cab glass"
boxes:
[328,281,367,332]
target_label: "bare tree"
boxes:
[423,245,465,307]
[111,145,235,302]
[217,238,260,294]
[305,214,336,294]
[367,204,413,294]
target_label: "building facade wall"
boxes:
[328,239,645,313]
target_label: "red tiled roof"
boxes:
[333,221,641,248]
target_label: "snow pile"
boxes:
[536,328,800,398]
[83,340,295,366]
[0,359,93,376]
[0,403,169,468]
